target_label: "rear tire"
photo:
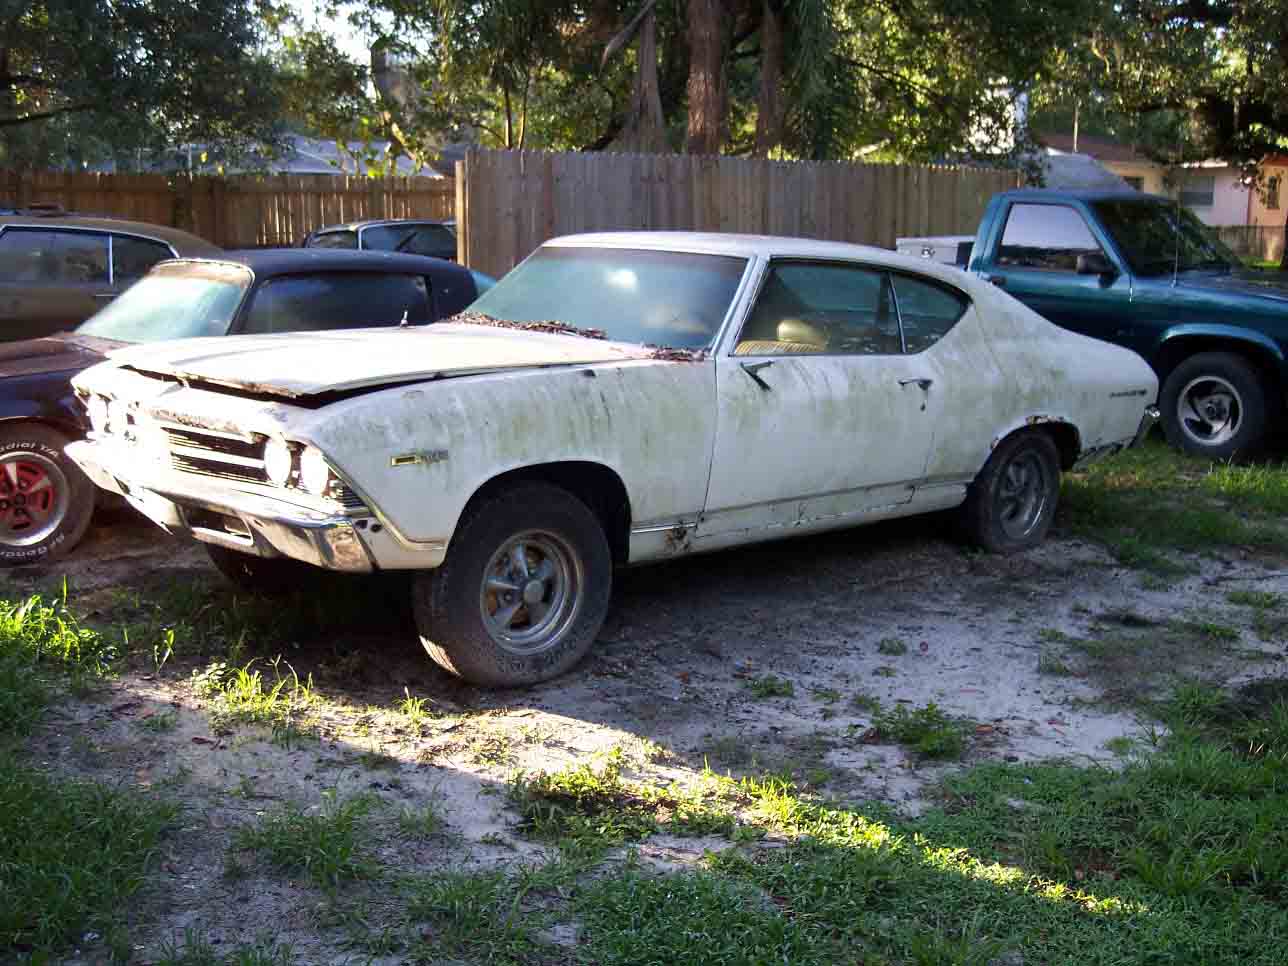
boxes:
[0,424,94,567]
[413,482,612,687]
[962,430,1060,553]
[1160,352,1268,460]
[205,544,321,595]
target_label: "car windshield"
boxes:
[464,246,748,349]
[77,262,250,343]
[1092,199,1241,276]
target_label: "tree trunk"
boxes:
[753,0,785,157]
[1281,206,1288,271]
[686,0,727,155]
[611,10,669,153]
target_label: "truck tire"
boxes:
[961,430,1060,553]
[413,482,612,687]
[1160,352,1269,459]
[205,544,321,595]
[0,423,95,567]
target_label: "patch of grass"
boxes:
[1227,589,1285,610]
[404,870,545,964]
[877,637,908,656]
[138,709,180,733]
[231,790,378,890]
[867,702,970,760]
[190,657,317,736]
[746,674,794,699]
[850,691,882,714]
[1061,438,1288,568]
[0,753,179,958]
[1104,735,1135,756]
[155,930,296,966]
[397,801,444,841]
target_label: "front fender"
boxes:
[0,371,86,438]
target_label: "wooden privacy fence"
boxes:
[0,170,455,248]
[456,148,1020,278]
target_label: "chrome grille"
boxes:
[171,453,267,485]
[333,484,366,510]
[163,427,261,461]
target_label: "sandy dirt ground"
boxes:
[9,506,1288,964]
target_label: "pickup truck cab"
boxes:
[968,189,1288,459]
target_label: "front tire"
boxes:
[0,424,94,567]
[962,430,1060,553]
[413,482,612,687]
[205,544,322,595]
[1160,352,1269,459]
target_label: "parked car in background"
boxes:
[0,209,221,342]
[303,218,457,261]
[69,232,1158,687]
[902,189,1288,459]
[0,248,488,566]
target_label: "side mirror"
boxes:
[1076,252,1117,277]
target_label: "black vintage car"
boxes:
[0,248,493,565]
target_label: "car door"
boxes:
[977,201,1133,344]
[235,271,433,334]
[0,228,111,341]
[699,259,943,542]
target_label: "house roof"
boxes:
[1037,132,1153,165]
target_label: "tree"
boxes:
[0,1,286,168]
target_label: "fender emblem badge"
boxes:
[391,450,449,468]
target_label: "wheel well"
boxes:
[463,462,632,565]
[0,416,77,443]
[995,421,1080,471]
[1153,337,1283,409]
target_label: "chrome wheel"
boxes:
[0,450,69,548]
[1177,374,1243,449]
[479,530,584,657]
[997,450,1050,542]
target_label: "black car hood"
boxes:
[0,333,124,379]
[1174,269,1288,303]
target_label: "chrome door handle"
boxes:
[898,378,933,391]
[739,360,774,391]
[93,292,116,300]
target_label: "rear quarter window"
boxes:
[891,274,969,354]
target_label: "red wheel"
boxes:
[0,424,94,566]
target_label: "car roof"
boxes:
[0,213,221,254]
[993,188,1173,204]
[175,247,470,278]
[312,218,453,233]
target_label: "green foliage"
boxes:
[232,790,378,890]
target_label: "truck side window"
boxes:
[890,275,969,354]
[997,204,1103,272]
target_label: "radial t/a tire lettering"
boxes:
[961,430,1060,554]
[413,482,612,687]
[0,423,94,567]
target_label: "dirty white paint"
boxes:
[71,232,1157,573]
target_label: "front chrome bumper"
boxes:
[1134,405,1162,446]
[66,439,375,573]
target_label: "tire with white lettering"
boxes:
[1160,352,1268,460]
[413,482,612,687]
[962,430,1060,553]
[0,424,94,567]
[205,544,321,595]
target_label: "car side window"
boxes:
[891,274,969,354]
[112,235,173,287]
[0,228,109,284]
[240,272,432,334]
[735,261,901,356]
[997,204,1104,272]
[306,230,358,250]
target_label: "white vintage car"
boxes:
[68,233,1158,686]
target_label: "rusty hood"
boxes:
[105,322,658,399]
[0,333,124,379]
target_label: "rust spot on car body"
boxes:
[665,523,693,552]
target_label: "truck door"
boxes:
[975,201,1133,344]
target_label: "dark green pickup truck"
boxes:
[966,189,1288,459]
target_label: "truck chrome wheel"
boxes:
[1176,375,1242,448]
[479,530,584,656]
[0,449,69,548]
[996,449,1050,542]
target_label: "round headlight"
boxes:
[299,445,332,495]
[263,438,294,486]
[87,395,109,434]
